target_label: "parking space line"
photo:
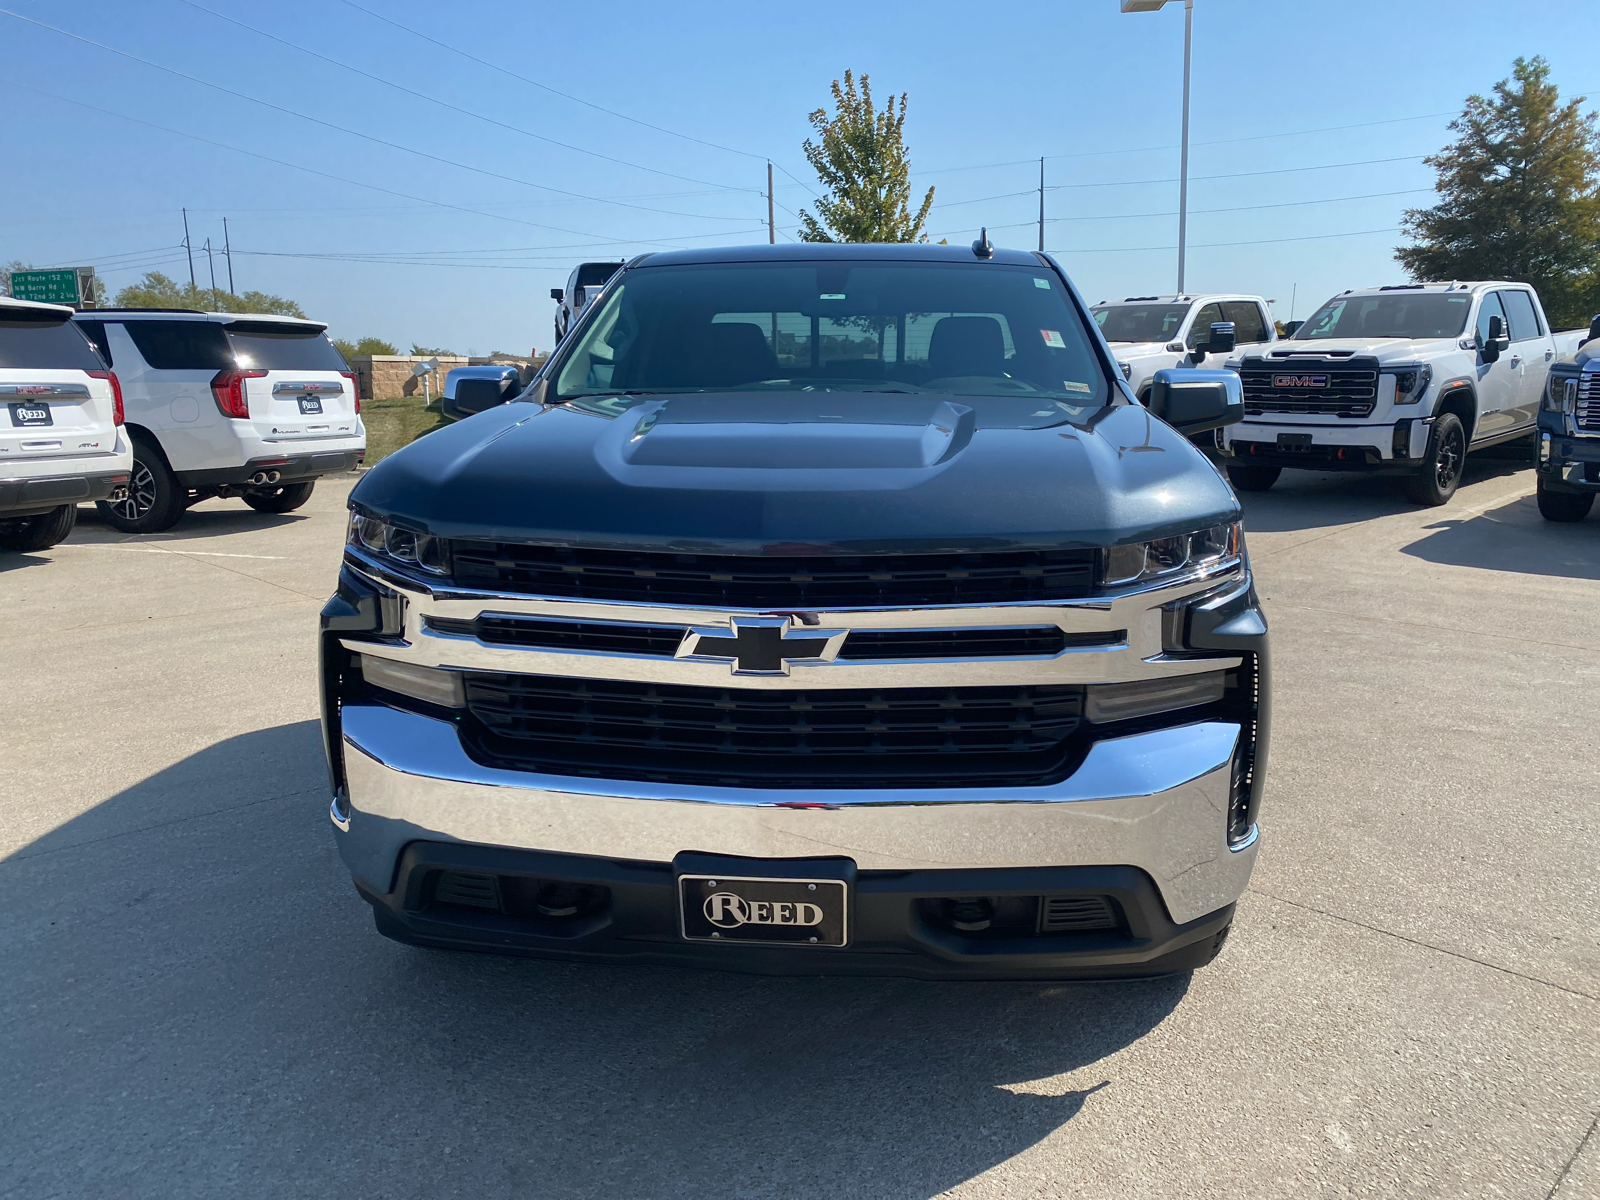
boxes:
[75,544,286,560]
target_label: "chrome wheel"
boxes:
[110,459,157,521]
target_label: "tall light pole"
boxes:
[1120,0,1193,295]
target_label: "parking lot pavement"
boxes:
[3,462,1597,1199]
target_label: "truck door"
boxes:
[1470,292,1518,442]
[1222,301,1271,352]
[1496,288,1548,430]
[1184,302,1225,359]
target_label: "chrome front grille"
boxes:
[1239,355,1380,418]
[1578,371,1600,432]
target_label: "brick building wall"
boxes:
[347,354,550,401]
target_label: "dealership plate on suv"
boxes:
[678,874,848,947]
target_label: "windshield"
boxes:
[1091,303,1190,344]
[226,326,348,371]
[1294,293,1472,340]
[553,261,1109,408]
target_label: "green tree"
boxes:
[110,271,307,318]
[798,70,935,244]
[333,336,400,358]
[409,343,456,357]
[1397,56,1600,329]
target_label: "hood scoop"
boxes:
[619,394,976,470]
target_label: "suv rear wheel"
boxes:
[1226,464,1281,493]
[0,503,77,552]
[97,437,184,533]
[242,481,315,514]
[1403,412,1466,506]
[1536,475,1595,522]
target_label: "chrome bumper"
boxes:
[334,702,1259,926]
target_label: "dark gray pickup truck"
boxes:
[319,242,1269,979]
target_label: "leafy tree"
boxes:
[110,271,307,318]
[410,343,456,357]
[1397,57,1600,329]
[333,336,400,357]
[799,70,935,244]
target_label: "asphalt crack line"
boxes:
[1549,1111,1600,1199]
[1269,601,1597,656]
[1,786,324,865]
[74,545,286,560]
[1248,886,1598,1002]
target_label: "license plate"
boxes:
[9,402,52,427]
[679,874,848,947]
[298,398,323,415]
[1276,432,1314,450]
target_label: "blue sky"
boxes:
[3,0,1595,355]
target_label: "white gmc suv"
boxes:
[72,310,365,533]
[1219,282,1586,505]
[0,297,130,553]
[1091,294,1277,400]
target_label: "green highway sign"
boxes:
[9,268,82,305]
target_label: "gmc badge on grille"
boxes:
[1271,374,1329,388]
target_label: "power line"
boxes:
[172,0,762,200]
[338,0,770,163]
[0,7,760,231]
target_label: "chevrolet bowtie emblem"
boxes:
[677,617,845,675]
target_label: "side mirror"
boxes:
[1481,314,1505,362]
[442,376,516,421]
[1147,368,1243,435]
[1587,313,1600,346]
[550,288,565,302]
[1191,321,1236,363]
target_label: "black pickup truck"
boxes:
[319,241,1269,979]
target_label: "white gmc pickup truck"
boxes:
[1092,294,1277,401]
[1219,282,1586,505]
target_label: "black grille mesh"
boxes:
[448,543,1099,608]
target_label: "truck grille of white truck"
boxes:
[1239,355,1380,418]
[1577,372,1600,433]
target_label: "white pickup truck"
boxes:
[1092,293,1277,400]
[1219,281,1587,505]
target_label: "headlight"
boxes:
[347,510,451,575]
[1385,363,1432,405]
[1544,370,1578,413]
[1103,522,1242,587]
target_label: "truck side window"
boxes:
[1222,301,1268,345]
[1475,292,1507,346]
[1185,303,1224,349]
[1497,290,1543,341]
[75,319,112,366]
[122,321,234,370]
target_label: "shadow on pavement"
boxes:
[1403,495,1600,580]
[1231,459,1530,534]
[2,722,1186,1198]
[71,502,308,544]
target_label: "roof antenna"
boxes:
[971,227,994,259]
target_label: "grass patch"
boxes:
[362,394,449,464]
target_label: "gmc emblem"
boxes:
[1272,374,1328,389]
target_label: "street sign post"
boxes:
[7,267,98,309]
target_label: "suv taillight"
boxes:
[211,369,266,418]
[87,370,124,425]
[340,370,361,414]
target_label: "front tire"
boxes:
[0,503,76,552]
[1403,412,1466,506]
[1227,464,1281,493]
[1536,475,1595,522]
[97,438,184,533]
[242,481,315,514]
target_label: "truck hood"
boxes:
[352,393,1240,553]
[1253,338,1458,361]
[1102,340,1173,358]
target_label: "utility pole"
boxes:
[182,207,196,290]
[767,161,775,245]
[223,217,235,295]
[204,237,217,304]
[1038,158,1046,253]
[1177,0,1192,293]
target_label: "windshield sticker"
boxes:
[1062,381,1092,393]
[1040,329,1066,348]
[1033,278,1051,289]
